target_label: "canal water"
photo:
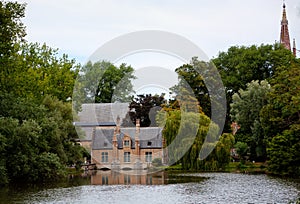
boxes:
[1,171,299,203]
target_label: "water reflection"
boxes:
[1,172,299,203]
[90,170,163,185]
[84,170,206,185]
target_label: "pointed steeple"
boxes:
[280,2,291,50]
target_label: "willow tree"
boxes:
[157,88,234,170]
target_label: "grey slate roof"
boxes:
[92,127,163,150]
[74,122,116,127]
[77,103,129,123]
[92,129,115,150]
[75,103,129,140]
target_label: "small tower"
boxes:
[293,39,297,57]
[280,3,291,50]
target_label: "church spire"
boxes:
[280,2,291,50]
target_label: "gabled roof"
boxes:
[77,103,129,124]
[75,103,129,140]
[92,127,163,150]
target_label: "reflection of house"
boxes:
[91,170,167,185]
[92,118,165,170]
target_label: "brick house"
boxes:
[92,118,165,170]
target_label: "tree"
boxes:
[158,105,233,170]
[0,0,26,96]
[157,90,233,170]
[213,44,293,95]
[172,62,210,116]
[234,141,249,161]
[122,94,166,127]
[212,44,295,131]
[267,128,300,177]
[0,43,79,101]
[171,57,227,136]
[230,80,270,161]
[0,0,86,185]
[0,95,86,183]
[0,0,26,57]
[261,59,300,177]
[78,61,135,103]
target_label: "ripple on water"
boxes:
[22,173,300,204]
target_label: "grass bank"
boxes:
[163,162,267,174]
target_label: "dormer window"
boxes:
[147,141,152,146]
[124,140,130,147]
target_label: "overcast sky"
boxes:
[19,0,300,68]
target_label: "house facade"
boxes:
[91,119,165,170]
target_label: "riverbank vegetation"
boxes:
[0,1,86,185]
[1,0,299,186]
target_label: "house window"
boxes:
[102,176,108,185]
[124,152,130,162]
[146,175,152,185]
[101,152,108,163]
[124,140,130,147]
[145,152,152,162]
[147,141,152,146]
[124,174,130,184]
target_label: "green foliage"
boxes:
[213,44,295,131]
[234,142,249,159]
[261,59,300,177]
[213,44,294,95]
[122,94,166,127]
[231,80,270,161]
[31,152,66,182]
[267,127,300,177]
[0,42,79,101]
[78,61,135,104]
[0,0,86,185]
[160,104,233,171]
[0,0,26,56]
[0,95,86,184]
[172,60,210,116]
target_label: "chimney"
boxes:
[116,115,120,134]
[135,119,140,156]
[135,119,140,134]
